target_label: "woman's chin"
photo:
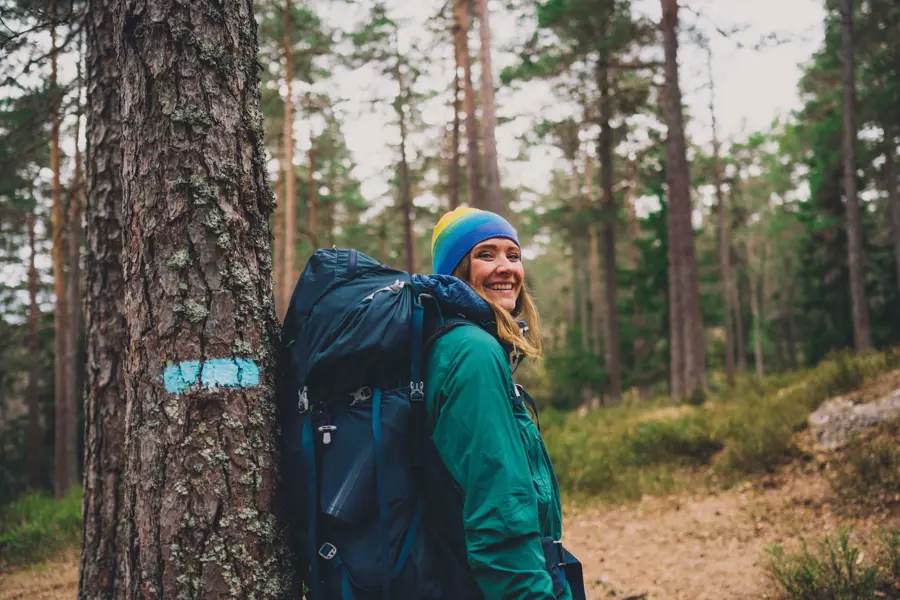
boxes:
[485,292,518,312]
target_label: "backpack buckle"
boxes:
[318,542,338,560]
[298,386,309,413]
[410,381,424,401]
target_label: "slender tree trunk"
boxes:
[395,58,415,274]
[27,208,41,491]
[80,2,127,596]
[454,0,482,208]
[885,140,900,292]
[623,182,648,383]
[449,48,461,210]
[66,78,84,490]
[49,0,72,499]
[307,132,318,248]
[747,235,764,381]
[583,153,602,357]
[782,256,799,370]
[274,148,285,322]
[379,216,388,265]
[662,0,705,397]
[597,67,622,404]
[116,1,288,597]
[709,48,735,388]
[474,0,502,214]
[840,0,872,351]
[732,259,747,372]
[282,0,297,316]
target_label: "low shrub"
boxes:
[766,528,900,600]
[829,419,900,506]
[0,487,82,567]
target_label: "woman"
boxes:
[423,207,581,600]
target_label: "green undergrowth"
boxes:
[828,418,900,509]
[545,348,900,502]
[0,486,82,568]
[766,528,900,599]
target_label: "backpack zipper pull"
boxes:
[318,425,337,444]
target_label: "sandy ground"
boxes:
[2,465,897,600]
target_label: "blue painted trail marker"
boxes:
[162,358,260,395]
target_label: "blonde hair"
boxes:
[453,254,544,359]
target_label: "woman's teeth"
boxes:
[488,283,514,290]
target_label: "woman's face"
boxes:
[467,237,524,312]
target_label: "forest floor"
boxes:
[2,455,897,600]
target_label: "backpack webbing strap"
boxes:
[372,388,391,600]
[317,543,356,600]
[392,497,423,579]
[410,299,426,466]
[301,410,321,599]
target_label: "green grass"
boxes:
[0,487,82,568]
[544,348,900,502]
[766,529,900,599]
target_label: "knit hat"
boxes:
[431,207,519,275]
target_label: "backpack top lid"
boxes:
[411,273,494,327]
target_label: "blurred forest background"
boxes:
[1,0,900,597]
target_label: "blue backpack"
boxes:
[278,248,585,600]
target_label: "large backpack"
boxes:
[278,248,585,600]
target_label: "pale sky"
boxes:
[298,0,826,212]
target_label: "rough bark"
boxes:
[396,58,415,274]
[66,81,84,489]
[454,0,482,207]
[282,0,297,316]
[840,0,872,351]
[747,235,764,381]
[49,0,72,499]
[598,67,622,404]
[27,208,41,491]
[307,132,318,248]
[474,0,502,214]
[116,1,288,597]
[885,141,900,292]
[661,0,705,398]
[80,2,126,596]
[709,48,735,388]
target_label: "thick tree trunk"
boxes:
[709,48,735,388]
[747,236,764,381]
[80,2,127,596]
[50,1,72,499]
[840,0,872,351]
[116,1,288,597]
[66,88,84,489]
[307,132,318,248]
[273,148,285,322]
[885,141,900,292]
[474,0,502,214]
[598,67,621,404]
[449,48,461,210]
[282,0,297,316]
[661,0,705,398]
[454,0,482,207]
[27,209,41,491]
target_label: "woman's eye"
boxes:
[477,252,493,260]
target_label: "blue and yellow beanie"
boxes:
[431,207,519,275]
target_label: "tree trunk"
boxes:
[624,182,648,383]
[449,46,461,210]
[307,132,318,249]
[598,66,622,404]
[454,0,482,208]
[584,154,602,358]
[782,256,799,370]
[273,148,285,322]
[661,0,705,398]
[731,260,747,372]
[709,48,735,389]
[117,1,288,597]
[27,208,41,491]
[885,140,900,292]
[474,0,502,214]
[49,0,72,499]
[80,2,127,596]
[840,0,872,351]
[747,235,764,381]
[395,59,415,274]
[282,0,297,317]
[66,79,84,490]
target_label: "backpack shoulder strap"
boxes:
[422,317,476,357]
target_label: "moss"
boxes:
[197,39,235,76]
[167,249,191,269]
[170,174,217,205]
[183,300,209,324]
[170,107,213,129]
[216,232,232,249]
[232,339,253,355]
[203,210,224,232]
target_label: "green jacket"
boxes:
[425,324,572,600]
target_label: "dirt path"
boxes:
[2,466,897,600]
[564,466,899,599]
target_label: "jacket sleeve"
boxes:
[430,328,556,599]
